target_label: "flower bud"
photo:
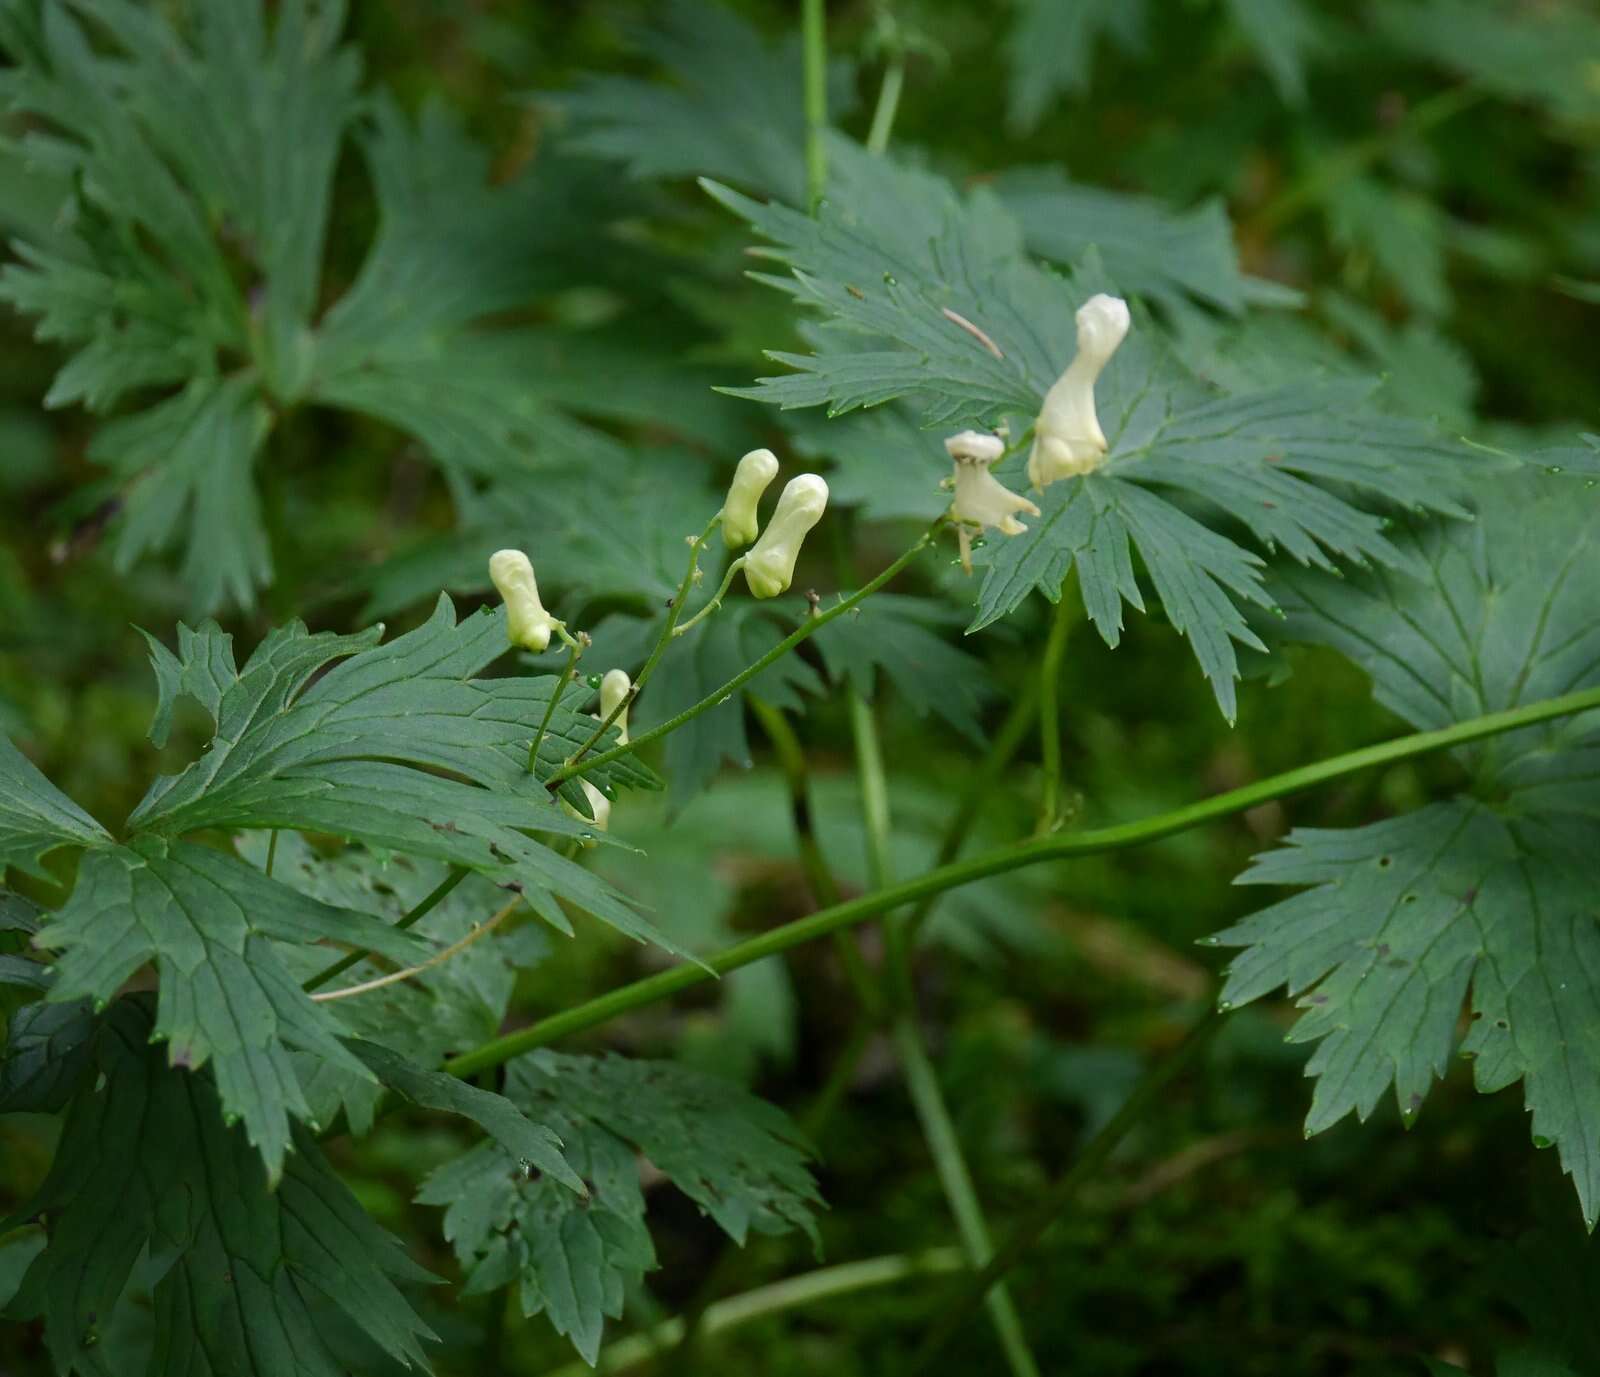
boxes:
[722,448,781,549]
[743,474,828,599]
[578,780,612,832]
[599,668,632,744]
[1027,293,1130,489]
[489,549,558,652]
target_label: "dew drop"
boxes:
[1533,1135,1553,1149]
[1216,999,1233,1012]
[882,272,897,286]
[1546,466,1565,475]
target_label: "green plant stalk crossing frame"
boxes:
[444,683,1600,1079]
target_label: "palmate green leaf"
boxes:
[813,594,996,742]
[1004,0,1148,133]
[131,596,665,943]
[349,1040,582,1195]
[0,999,94,1113]
[418,1051,820,1364]
[3,999,438,1377]
[1210,470,1600,1220]
[242,832,551,1132]
[553,0,856,205]
[993,167,1251,316]
[711,143,1500,717]
[91,375,275,614]
[0,734,108,877]
[0,0,353,610]
[21,597,672,1176]
[0,2,732,611]
[33,835,428,1179]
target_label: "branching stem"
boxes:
[529,636,584,773]
[545,522,943,790]
[443,682,1600,1077]
[303,866,468,993]
[672,557,746,636]
[557,513,721,780]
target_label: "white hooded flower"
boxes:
[945,431,1040,574]
[1027,294,1130,489]
[577,780,612,832]
[744,474,828,598]
[598,668,632,744]
[489,549,558,652]
[570,667,634,836]
[722,448,780,549]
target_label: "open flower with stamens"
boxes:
[1027,294,1130,489]
[488,549,559,652]
[945,430,1040,574]
[744,474,828,598]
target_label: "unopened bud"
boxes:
[744,474,828,598]
[578,780,611,832]
[1027,294,1130,489]
[599,668,632,744]
[722,448,781,549]
[489,549,558,653]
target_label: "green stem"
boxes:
[895,1020,1040,1377]
[1037,570,1080,832]
[264,829,279,879]
[546,522,942,791]
[542,1249,965,1377]
[443,683,1600,1078]
[559,513,721,778]
[865,55,905,156]
[907,1010,1222,1373]
[903,675,1040,941]
[672,557,746,637]
[529,637,584,774]
[1251,84,1485,234]
[848,687,1040,1376]
[801,0,829,210]
[748,694,879,1015]
[303,867,468,993]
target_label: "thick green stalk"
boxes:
[865,55,905,155]
[801,0,828,209]
[443,683,1600,1079]
[1036,570,1080,831]
[907,1010,1223,1373]
[545,523,941,790]
[848,690,1040,1376]
[895,1019,1040,1377]
[542,1249,965,1377]
[304,866,468,993]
